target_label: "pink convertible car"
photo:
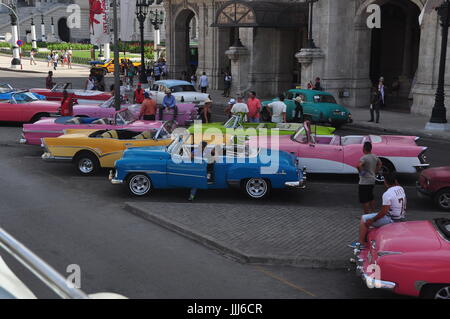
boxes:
[71,98,197,127]
[20,109,174,146]
[249,122,429,182]
[352,218,450,299]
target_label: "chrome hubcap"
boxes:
[79,158,93,174]
[130,175,151,195]
[435,286,450,299]
[438,193,450,209]
[246,179,267,198]
[376,165,389,182]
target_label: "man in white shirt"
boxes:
[265,94,287,123]
[231,96,249,115]
[199,72,209,93]
[351,173,407,249]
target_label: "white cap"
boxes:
[228,98,236,105]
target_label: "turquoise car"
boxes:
[261,89,352,127]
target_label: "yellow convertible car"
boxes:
[41,122,175,175]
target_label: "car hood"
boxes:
[421,166,450,180]
[173,92,209,102]
[122,146,170,159]
[372,221,442,253]
[248,134,294,150]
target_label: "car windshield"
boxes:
[223,115,241,128]
[313,94,337,104]
[0,83,13,93]
[99,97,114,108]
[292,127,308,144]
[170,85,196,93]
[115,109,136,125]
[12,92,39,103]
[435,218,450,240]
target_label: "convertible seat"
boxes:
[91,118,108,125]
[101,130,119,139]
[133,131,152,140]
[66,117,82,124]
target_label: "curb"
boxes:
[0,67,45,74]
[124,202,349,269]
[348,122,450,143]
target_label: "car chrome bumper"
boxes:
[41,153,71,162]
[416,181,433,198]
[285,180,306,189]
[352,247,396,292]
[414,164,430,172]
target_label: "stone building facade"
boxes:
[163,0,448,118]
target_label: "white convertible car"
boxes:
[147,80,210,106]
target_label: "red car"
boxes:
[417,167,450,211]
[30,84,111,104]
[353,218,450,299]
[0,91,60,123]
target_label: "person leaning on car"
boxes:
[160,89,178,121]
[139,92,157,121]
[358,141,382,214]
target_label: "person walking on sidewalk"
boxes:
[199,72,209,93]
[30,49,37,66]
[45,71,55,89]
[378,77,386,107]
[358,141,382,214]
[247,91,262,123]
[52,52,59,70]
[223,72,232,97]
[369,86,382,123]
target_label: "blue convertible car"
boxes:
[0,83,46,101]
[110,134,306,199]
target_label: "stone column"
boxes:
[50,17,56,41]
[295,48,325,88]
[40,15,46,42]
[31,18,37,50]
[399,13,414,98]
[104,42,111,60]
[225,44,250,96]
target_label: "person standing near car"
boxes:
[294,96,305,122]
[201,98,213,124]
[358,141,382,214]
[351,172,407,249]
[369,86,382,123]
[224,98,236,119]
[46,71,55,89]
[247,91,261,123]
[133,82,145,104]
[265,95,287,123]
[231,96,249,120]
[139,92,157,121]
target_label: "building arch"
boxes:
[353,0,422,110]
[172,7,198,78]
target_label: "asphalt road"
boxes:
[0,70,449,299]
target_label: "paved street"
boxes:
[0,68,449,299]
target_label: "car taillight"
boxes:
[419,150,428,164]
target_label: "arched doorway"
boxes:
[58,18,70,42]
[173,9,197,79]
[369,0,421,110]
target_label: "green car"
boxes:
[187,114,336,137]
[261,89,353,127]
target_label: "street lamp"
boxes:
[136,0,151,84]
[306,0,319,48]
[149,8,164,62]
[428,0,450,129]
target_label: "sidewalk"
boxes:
[207,88,450,142]
[124,201,446,269]
[347,106,450,142]
[0,53,90,77]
